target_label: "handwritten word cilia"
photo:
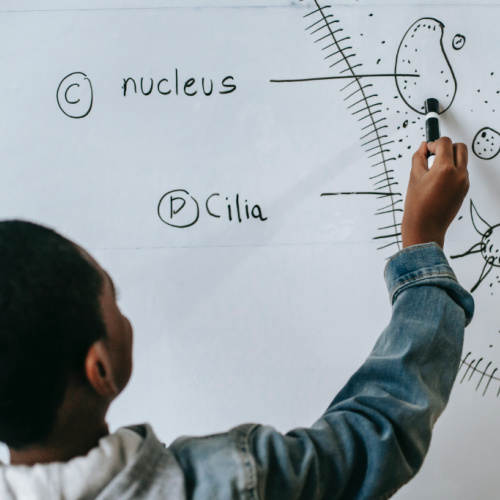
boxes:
[158,190,267,228]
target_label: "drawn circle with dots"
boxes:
[482,225,500,267]
[452,34,466,50]
[472,127,500,160]
[56,72,93,119]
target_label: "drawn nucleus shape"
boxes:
[56,72,93,119]
[395,18,457,114]
[472,127,500,160]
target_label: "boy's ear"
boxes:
[85,340,119,397]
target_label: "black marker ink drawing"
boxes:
[452,33,466,51]
[451,200,500,293]
[395,18,457,115]
[273,10,459,251]
[56,72,93,119]
[282,5,500,399]
[453,200,500,396]
[158,189,200,228]
[459,352,500,397]
[472,127,500,160]
[158,190,268,228]
[296,0,403,251]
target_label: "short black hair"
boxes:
[0,220,107,449]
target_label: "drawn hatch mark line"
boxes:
[298,0,402,251]
[459,352,500,396]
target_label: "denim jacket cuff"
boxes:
[385,242,459,302]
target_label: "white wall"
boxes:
[1,2,500,498]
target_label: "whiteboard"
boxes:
[1,1,500,498]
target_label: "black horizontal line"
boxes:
[378,223,402,231]
[321,191,399,197]
[375,208,404,215]
[373,232,402,240]
[270,73,420,84]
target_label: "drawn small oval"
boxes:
[452,34,466,50]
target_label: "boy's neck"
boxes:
[9,420,109,466]
[9,382,110,466]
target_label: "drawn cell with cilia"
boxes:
[451,201,500,293]
[273,5,459,253]
[279,1,500,397]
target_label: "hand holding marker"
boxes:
[425,98,441,167]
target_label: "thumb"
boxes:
[411,141,429,176]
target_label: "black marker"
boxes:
[425,98,440,167]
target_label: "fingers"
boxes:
[427,137,469,172]
[453,142,468,170]
[411,141,429,175]
[428,137,454,165]
[411,137,469,173]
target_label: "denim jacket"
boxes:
[95,243,474,500]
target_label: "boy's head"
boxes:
[0,220,133,450]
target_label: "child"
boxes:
[0,138,472,499]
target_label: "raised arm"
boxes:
[170,138,473,500]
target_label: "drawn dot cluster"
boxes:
[473,127,500,160]
[358,13,426,159]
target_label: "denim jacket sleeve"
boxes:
[170,243,474,500]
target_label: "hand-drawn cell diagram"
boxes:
[472,127,500,160]
[272,6,458,253]
[275,1,500,397]
[56,72,93,119]
[451,201,500,293]
[451,199,500,396]
[394,18,457,115]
